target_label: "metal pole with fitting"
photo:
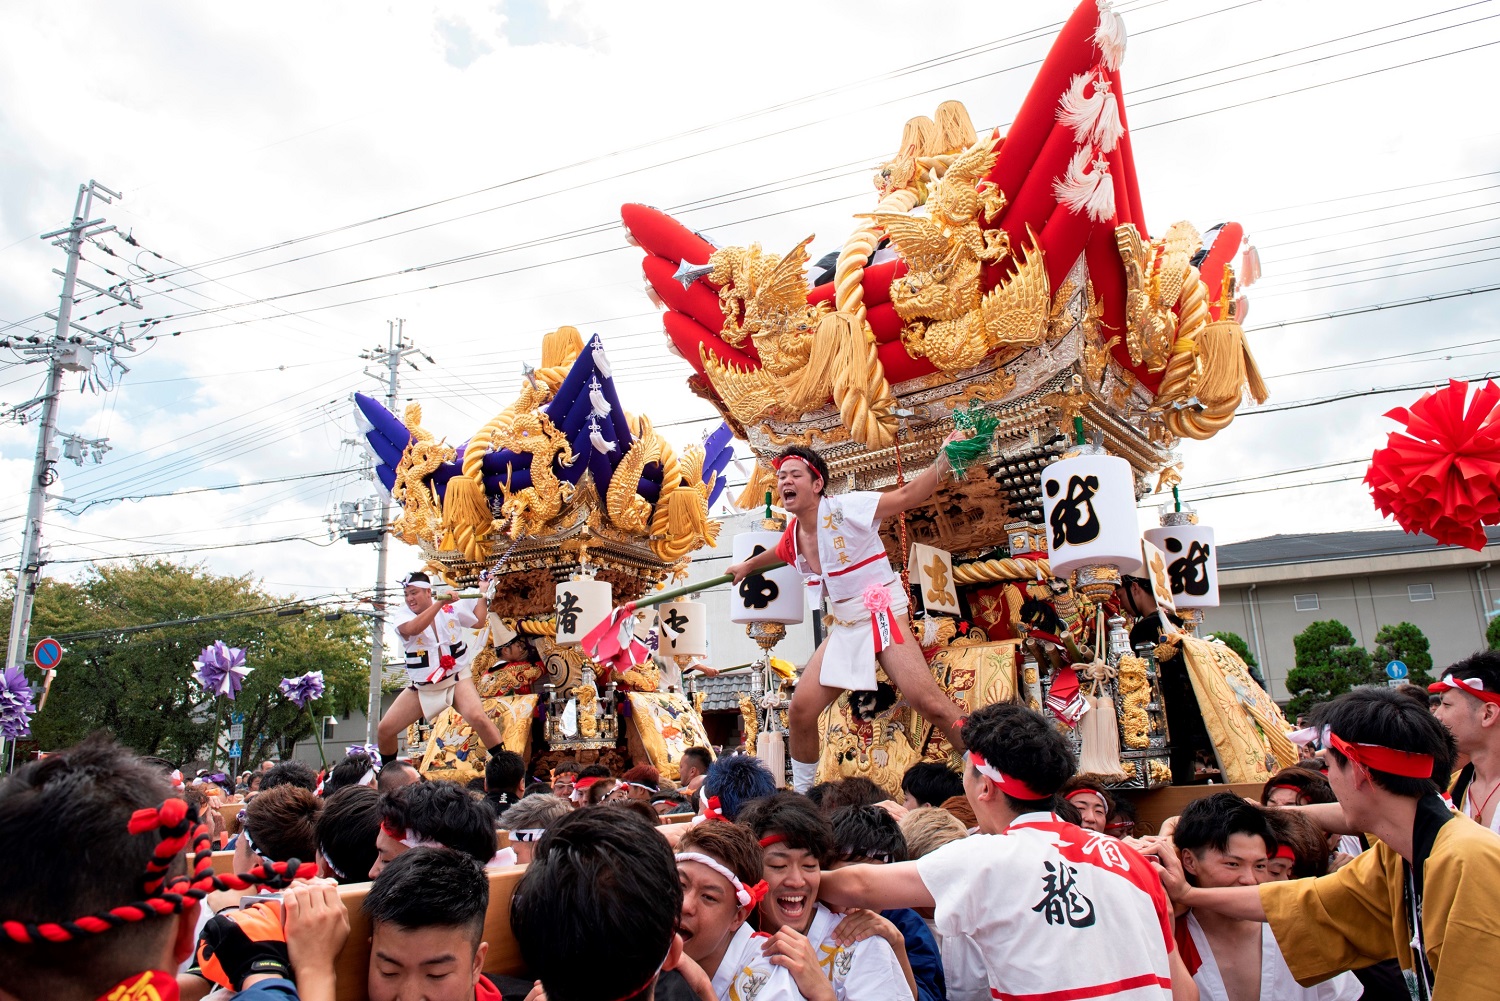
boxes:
[358,319,419,744]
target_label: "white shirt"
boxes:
[1183,912,1362,1001]
[1460,783,1500,834]
[710,922,802,1001]
[917,813,1174,1001]
[782,491,893,604]
[940,933,991,1001]
[803,903,915,1001]
[391,599,481,685]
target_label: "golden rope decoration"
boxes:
[827,312,898,450]
[951,557,1053,586]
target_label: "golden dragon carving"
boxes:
[865,135,1050,372]
[391,403,453,545]
[495,410,575,539]
[607,415,664,535]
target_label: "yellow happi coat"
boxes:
[1260,795,1500,1001]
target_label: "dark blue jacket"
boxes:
[883,907,945,1001]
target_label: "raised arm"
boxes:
[874,432,961,522]
[817,861,935,912]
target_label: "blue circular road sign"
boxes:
[32,638,62,670]
[1386,660,1408,680]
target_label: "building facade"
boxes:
[1200,527,1500,700]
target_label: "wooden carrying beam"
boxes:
[333,866,528,1001]
[1124,782,1263,833]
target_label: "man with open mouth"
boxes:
[675,819,799,1000]
[739,792,914,1001]
[728,443,970,795]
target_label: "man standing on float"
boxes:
[729,444,968,793]
[375,571,507,766]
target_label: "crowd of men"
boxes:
[5,650,1500,1001]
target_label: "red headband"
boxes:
[1064,788,1106,804]
[701,796,726,823]
[758,834,787,848]
[1,798,313,945]
[771,455,818,478]
[1273,845,1296,862]
[1268,784,1303,796]
[968,751,1047,800]
[1326,731,1435,779]
[1428,676,1500,706]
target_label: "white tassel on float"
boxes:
[756,729,787,789]
[592,343,612,378]
[1058,74,1123,153]
[588,375,612,417]
[589,417,615,454]
[1094,0,1127,71]
[1053,147,1116,223]
[1077,691,1125,775]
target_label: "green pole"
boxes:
[1073,415,1085,445]
[210,700,223,769]
[1172,484,1182,513]
[630,562,787,610]
[305,704,327,768]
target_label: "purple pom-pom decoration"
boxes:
[279,670,325,709]
[193,641,250,700]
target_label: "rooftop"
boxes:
[693,672,755,713]
[1217,525,1500,570]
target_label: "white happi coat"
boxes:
[709,923,802,1001]
[804,903,915,1001]
[391,599,484,719]
[1183,912,1362,1001]
[778,491,906,691]
[708,905,914,1001]
[917,813,1175,1001]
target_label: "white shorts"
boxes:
[820,578,908,692]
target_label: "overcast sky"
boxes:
[1,0,1497,608]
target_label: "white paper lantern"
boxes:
[554,577,611,646]
[730,531,805,625]
[1039,451,1142,578]
[657,601,709,657]
[1143,523,1218,609]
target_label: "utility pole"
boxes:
[5,181,136,672]
[2,181,138,765]
[354,319,419,744]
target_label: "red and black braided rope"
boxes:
[0,798,316,945]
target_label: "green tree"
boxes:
[1372,621,1435,689]
[1205,630,1268,688]
[1,561,367,766]
[1284,620,1374,721]
[1207,630,1258,668]
[1487,614,1500,652]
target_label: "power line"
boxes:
[20,3,1463,341]
[1241,370,1499,416]
[49,593,359,643]
[1244,283,1500,333]
[60,466,364,515]
[42,533,340,567]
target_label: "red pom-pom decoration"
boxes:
[1366,379,1500,550]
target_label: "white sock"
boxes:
[791,757,819,794]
